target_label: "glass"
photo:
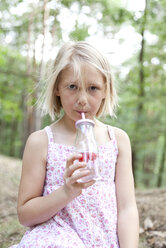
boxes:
[75,119,101,183]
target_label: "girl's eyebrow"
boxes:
[88,81,98,84]
[87,81,101,85]
[65,80,79,84]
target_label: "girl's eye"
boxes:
[67,84,78,90]
[88,86,98,92]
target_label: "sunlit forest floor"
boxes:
[0,155,166,248]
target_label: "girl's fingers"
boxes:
[65,162,86,178]
[66,153,82,168]
[66,169,90,185]
[64,154,95,189]
[82,180,95,189]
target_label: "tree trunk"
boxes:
[9,119,18,157]
[20,5,35,157]
[132,149,137,185]
[133,0,148,186]
[137,0,148,122]
[0,120,6,154]
[157,133,166,187]
[34,0,50,131]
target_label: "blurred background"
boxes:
[0,1,166,247]
[0,0,166,190]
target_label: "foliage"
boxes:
[0,0,166,189]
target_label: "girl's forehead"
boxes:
[61,63,104,82]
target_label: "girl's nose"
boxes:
[77,90,88,106]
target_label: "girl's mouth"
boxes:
[77,111,87,114]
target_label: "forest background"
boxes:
[0,0,166,188]
[0,0,166,247]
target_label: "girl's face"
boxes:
[55,64,106,122]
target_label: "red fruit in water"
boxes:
[79,154,84,162]
[79,152,97,162]
[92,152,97,161]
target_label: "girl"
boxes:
[11,41,139,248]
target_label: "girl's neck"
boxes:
[58,114,77,133]
[59,114,99,132]
[56,114,102,134]
[52,115,109,147]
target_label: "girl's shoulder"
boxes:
[97,120,130,143]
[95,121,129,147]
[112,126,129,139]
[26,128,48,149]
[22,129,48,164]
[111,126,131,152]
[104,123,129,138]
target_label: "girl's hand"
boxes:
[63,153,95,198]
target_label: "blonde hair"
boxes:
[39,41,118,120]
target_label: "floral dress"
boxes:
[10,125,119,248]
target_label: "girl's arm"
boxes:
[114,127,139,248]
[17,130,94,227]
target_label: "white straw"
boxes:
[81,112,85,119]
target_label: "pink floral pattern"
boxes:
[10,125,119,248]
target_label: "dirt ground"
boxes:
[0,154,166,248]
[137,188,166,248]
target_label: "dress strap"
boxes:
[107,125,115,140]
[107,125,119,155]
[44,126,54,144]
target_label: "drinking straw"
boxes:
[81,112,85,119]
[81,112,87,135]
